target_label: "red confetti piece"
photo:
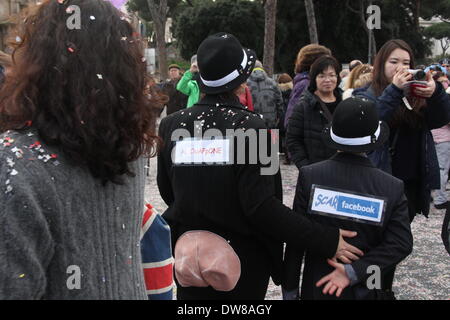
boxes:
[50,154,57,159]
[68,47,74,53]
[30,141,41,148]
[25,120,32,127]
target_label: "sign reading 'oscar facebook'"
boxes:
[309,185,385,225]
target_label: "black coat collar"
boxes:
[197,94,244,109]
[330,152,375,168]
[303,88,343,110]
[196,94,257,115]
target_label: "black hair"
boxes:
[308,55,342,92]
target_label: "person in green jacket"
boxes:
[176,54,200,108]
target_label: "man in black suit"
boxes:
[282,97,413,300]
[157,33,364,299]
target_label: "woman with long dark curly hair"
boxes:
[0,0,163,299]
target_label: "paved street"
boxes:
[145,154,450,300]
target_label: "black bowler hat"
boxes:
[322,97,390,153]
[196,32,256,94]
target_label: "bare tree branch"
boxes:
[346,0,361,15]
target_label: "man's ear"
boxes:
[234,82,246,95]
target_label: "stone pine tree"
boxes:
[263,0,277,76]
[421,0,450,23]
[304,0,318,44]
[424,23,450,56]
[173,0,265,62]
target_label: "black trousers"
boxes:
[403,180,422,223]
[176,239,271,300]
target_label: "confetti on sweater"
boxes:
[6,158,14,167]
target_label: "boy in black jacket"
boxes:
[282,97,413,300]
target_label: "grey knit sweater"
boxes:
[0,129,148,300]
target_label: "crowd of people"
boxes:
[0,0,449,301]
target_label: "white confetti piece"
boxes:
[6,158,14,167]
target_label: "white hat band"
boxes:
[330,122,381,146]
[200,49,248,88]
